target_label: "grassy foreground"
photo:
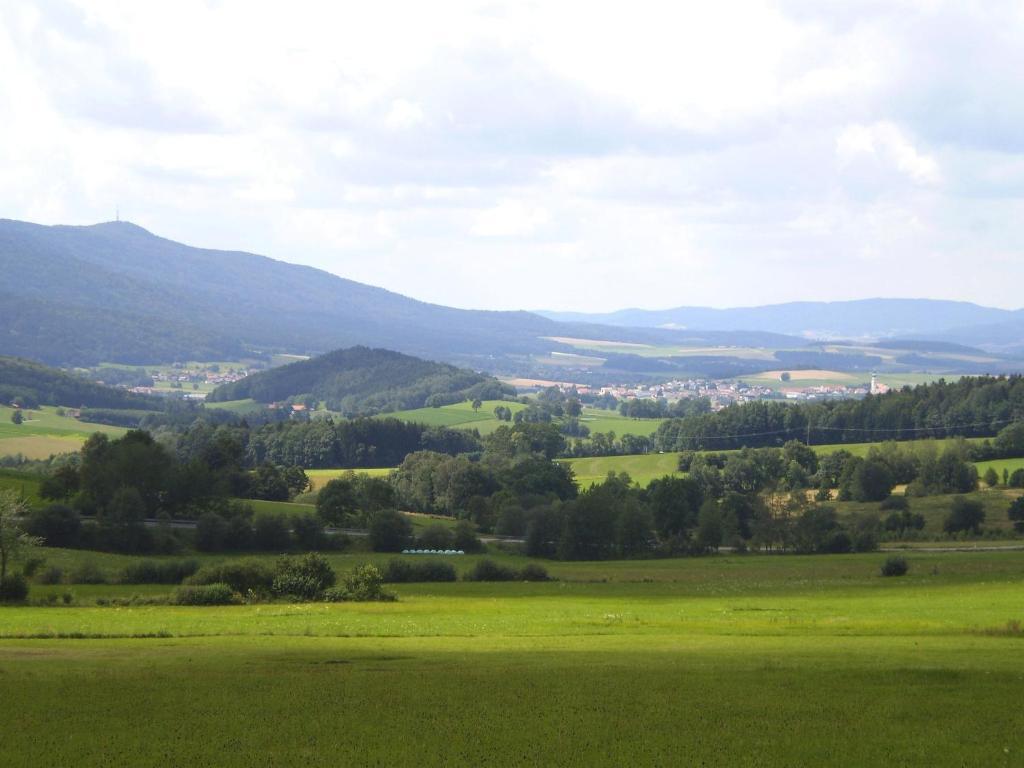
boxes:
[2,550,1023,766]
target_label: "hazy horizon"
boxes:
[3,2,1023,312]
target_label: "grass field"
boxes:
[305,467,394,491]
[0,405,127,459]
[564,437,993,488]
[382,399,527,435]
[2,549,1023,765]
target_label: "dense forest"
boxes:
[207,346,513,415]
[0,356,157,410]
[654,376,1024,451]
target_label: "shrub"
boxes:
[0,573,29,602]
[880,556,909,577]
[187,559,274,594]
[171,583,240,605]
[69,560,107,584]
[1008,496,1024,533]
[879,495,909,512]
[453,519,484,554]
[340,564,395,602]
[1010,469,1024,488]
[120,559,199,585]
[195,513,230,552]
[464,558,518,582]
[253,512,291,551]
[36,566,64,585]
[291,512,326,550]
[369,509,413,552]
[944,496,985,535]
[272,553,336,600]
[416,523,455,550]
[24,504,81,548]
[381,558,457,583]
[518,563,550,582]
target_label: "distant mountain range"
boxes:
[1,218,1021,380]
[539,299,1024,352]
[0,218,800,373]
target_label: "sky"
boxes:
[2,1,1023,312]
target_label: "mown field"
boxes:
[2,549,1023,766]
[382,399,527,434]
[563,437,991,487]
[0,405,126,459]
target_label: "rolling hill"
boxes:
[0,218,807,372]
[0,355,156,410]
[208,346,513,415]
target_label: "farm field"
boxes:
[382,399,527,435]
[564,437,991,487]
[305,467,394,491]
[578,406,665,437]
[0,405,127,459]
[2,549,1023,766]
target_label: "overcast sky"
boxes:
[2,1,1023,312]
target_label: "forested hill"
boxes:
[654,375,1024,451]
[0,356,156,410]
[208,346,513,415]
[0,218,796,370]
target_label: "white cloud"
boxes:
[0,1,1022,311]
[837,122,941,186]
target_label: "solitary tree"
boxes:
[472,398,482,413]
[983,467,999,487]
[0,490,41,583]
[1008,496,1024,533]
[10,410,23,425]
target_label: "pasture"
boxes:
[0,405,126,459]
[2,549,1023,766]
[564,436,993,488]
[382,399,526,435]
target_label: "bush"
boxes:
[291,512,327,550]
[1009,496,1024,533]
[381,558,457,583]
[0,573,29,602]
[24,504,81,548]
[339,564,395,602]
[464,558,518,582]
[416,523,455,550]
[187,559,275,594]
[253,511,291,551]
[272,553,336,600]
[36,566,64,585]
[195,513,230,552]
[518,563,550,581]
[120,559,199,585]
[1010,469,1024,488]
[69,560,107,584]
[944,496,986,535]
[453,519,484,554]
[880,556,909,577]
[369,509,413,552]
[171,583,240,605]
[879,495,909,512]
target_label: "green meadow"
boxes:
[0,405,126,459]
[564,437,992,487]
[2,549,1023,766]
[381,399,527,434]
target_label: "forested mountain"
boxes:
[540,299,1017,341]
[208,346,512,415]
[0,355,156,410]
[0,218,800,371]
